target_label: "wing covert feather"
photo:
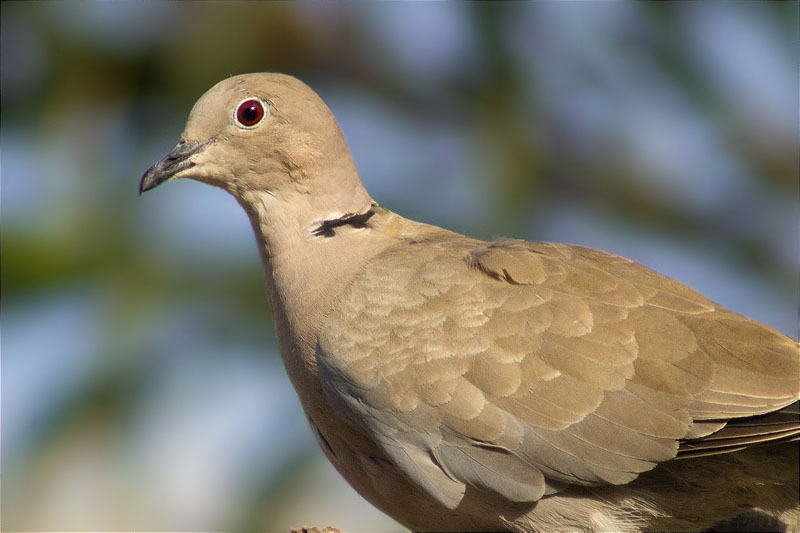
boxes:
[317,237,800,507]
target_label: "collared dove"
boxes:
[140,73,799,532]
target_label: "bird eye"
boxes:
[235,98,266,128]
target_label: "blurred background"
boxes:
[2,2,798,531]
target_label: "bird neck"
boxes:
[236,187,397,384]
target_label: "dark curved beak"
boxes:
[139,140,207,195]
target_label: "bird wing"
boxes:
[317,236,800,509]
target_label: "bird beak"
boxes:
[139,140,208,195]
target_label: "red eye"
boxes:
[236,99,265,127]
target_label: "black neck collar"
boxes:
[312,208,376,237]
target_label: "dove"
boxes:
[140,73,799,532]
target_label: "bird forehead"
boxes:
[179,76,257,140]
[181,90,234,142]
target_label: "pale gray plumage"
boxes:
[141,73,800,532]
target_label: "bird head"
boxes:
[139,73,368,213]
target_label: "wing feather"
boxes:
[317,236,800,508]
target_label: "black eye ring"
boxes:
[235,98,266,128]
